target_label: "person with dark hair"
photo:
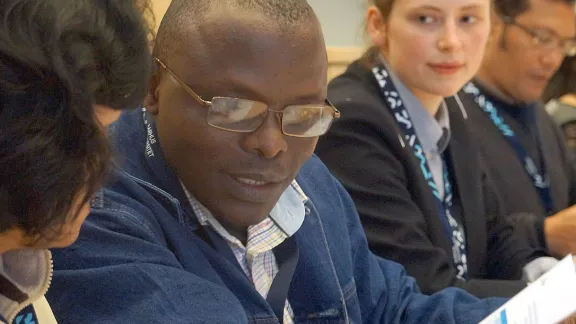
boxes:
[0,0,151,322]
[46,0,506,323]
[455,0,576,257]
[316,0,559,298]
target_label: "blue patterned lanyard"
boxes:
[372,65,468,280]
[463,83,554,215]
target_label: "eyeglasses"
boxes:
[502,16,576,57]
[154,58,340,138]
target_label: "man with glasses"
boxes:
[458,0,576,258]
[45,0,506,323]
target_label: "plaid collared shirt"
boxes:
[182,181,308,324]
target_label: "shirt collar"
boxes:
[182,180,308,240]
[0,249,52,321]
[381,58,451,155]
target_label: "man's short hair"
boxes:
[495,0,576,18]
[154,0,315,63]
[0,0,151,240]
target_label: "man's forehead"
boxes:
[170,14,322,73]
[195,13,313,55]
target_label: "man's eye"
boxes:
[533,30,556,44]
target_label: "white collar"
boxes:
[0,249,52,322]
[182,180,308,239]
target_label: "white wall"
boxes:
[151,0,367,47]
[307,0,367,47]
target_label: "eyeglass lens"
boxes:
[206,97,335,137]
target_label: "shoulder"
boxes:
[325,61,400,147]
[109,109,147,152]
[328,61,390,118]
[297,155,339,190]
[88,169,173,239]
[329,61,379,102]
[297,155,354,206]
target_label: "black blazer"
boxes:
[316,61,548,298]
[458,89,576,250]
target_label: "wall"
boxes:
[150,0,366,47]
[151,0,168,28]
[148,0,365,79]
[308,0,367,78]
[308,0,366,47]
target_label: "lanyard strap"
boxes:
[0,274,28,303]
[12,304,38,324]
[195,225,298,322]
[268,235,299,322]
[371,65,468,280]
[372,66,468,280]
[462,83,554,215]
[440,160,468,280]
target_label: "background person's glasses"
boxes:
[502,16,576,57]
[155,58,340,138]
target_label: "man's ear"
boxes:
[145,70,161,115]
[366,6,388,49]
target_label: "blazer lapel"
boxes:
[446,102,486,277]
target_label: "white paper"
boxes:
[480,255,576,324]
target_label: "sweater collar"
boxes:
[0,249,52,322]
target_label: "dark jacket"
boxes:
[45,110,505,324]
[316,60,548,299]
[459,84,576,250]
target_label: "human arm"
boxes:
[478,158,554,283]
[46,187,248,323]
[540,116,576,257]
[331,175,507,324]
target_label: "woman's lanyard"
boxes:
[462,83,554,215]
[371,65,468,280]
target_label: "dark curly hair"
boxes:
[0,0,151,241]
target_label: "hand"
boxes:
[561,314,576,324]
[545,205,576,257]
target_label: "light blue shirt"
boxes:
[383,60,451,198]
[379,60,558,281]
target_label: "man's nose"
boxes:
[241,112,288,159]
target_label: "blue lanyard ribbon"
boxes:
[372,65,468,280]
[12,304,38,324]
[462,83,554,215]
